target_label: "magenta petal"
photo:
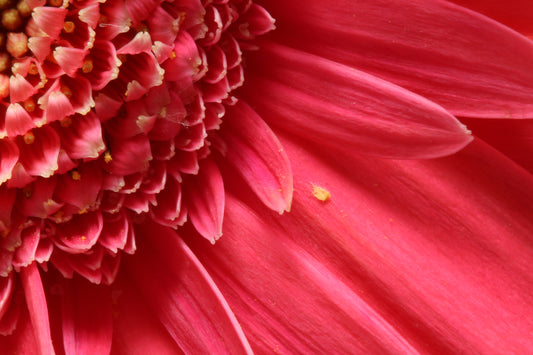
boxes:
[244,42,472,159]
[184,159,224,243]
[188,137,533,353]
[20,263,55,355]
[111,276,183,355]
[125,222,252,354]
[448,0,533,36]
[0,139,19,186]
[62,277,112,355]
[220,101,293,213]
[264,0,533,118]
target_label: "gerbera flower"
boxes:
[1,0,532,354]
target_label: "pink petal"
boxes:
[62,277,113,355]
[53,47,88,77]
[244,42,472,159]
[31,6,68,39]
[125,222,253,354]
[104,134,152,176]
[5,104,35,137]
[53,212,103,254]
[18,126,60,178]
[188,136,533,353]
[9,75,38,104]
[12,225,40,269]
[20,263,55,355]
[57,112,106,160]
[111,276,184,355]
[461,117,533,174]
[0,139,19,186]
[0,274,13,321]
[264,0,533,118]
[184,159,224,243]
[220,101,293,213]
[448,0,533,36]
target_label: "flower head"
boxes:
[1,0,533,353]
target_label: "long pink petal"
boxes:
[111,275,184,355]
[220,101,293,212]
[62,277,112,355]
[448,0,533,36]
[184,159,225,243]
[244,42,472,159]
[262,0,533,118]
[125,222,253,354]
[20,263,55,355]
[187,137,533,353]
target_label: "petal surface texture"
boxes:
[187,137,533,354]
[124,223,253,354]
[243,42,472,159]
[261,0,533,118]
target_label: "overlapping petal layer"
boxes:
[261,0,533,118]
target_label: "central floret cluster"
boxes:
[0,0,274,286]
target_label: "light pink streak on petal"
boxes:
[220,101,293,213]
[62,277,112,355]
[5,104,35,137]
[263,0,533,118]
[125,222,253,354]
[31,6,67,39]
[0,274,14,321]
[0,139,19,185]
[18,125,60,178]
[184,158,225,243]
[243,42,472,159]
[53,47,88,77]
[20,263,55,355]
[10,74,38,103]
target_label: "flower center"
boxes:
[0,0,274,287]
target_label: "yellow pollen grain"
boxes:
[23,98,35,112]
[80,235,87,241]
[70,170,81,180]
[63,21,75,33]
[28,62,39,75]
[104,151,112,163]
[0,53,9,72]
[61,85,72,97]
[169,51,176,60]
[82,58,93,73]
[312,184,331,202]
[60,116,72,127]
[23,131,35,144]
[17,1,31,18]
[47,0,62,7]
[2,9,22,31]
[23,187,32,198]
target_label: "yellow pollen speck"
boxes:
[60,116,72,127]
[28,62,39,75]
[312,184,330,202]
[23,98,35,112]
[61,85,72,97]
[23,187,32,198]
[70,170,81,180]
[80,235,87,241]
[82,58,93,73]
[169,51,176,60]
[104,151,112,163]
[23,132,35,144]
[63,21,75,33]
